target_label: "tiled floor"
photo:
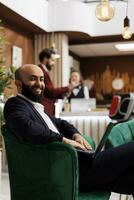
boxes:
[0,173,10,200]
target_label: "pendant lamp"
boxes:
[122,0,132,40]
[95,0,115,22]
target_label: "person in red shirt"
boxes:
[39,48,71,116]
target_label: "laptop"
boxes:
[76,122,116,158]
[71,98,96,112]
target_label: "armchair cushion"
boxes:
[79,191,110,200]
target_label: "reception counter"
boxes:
[60,109,111,145]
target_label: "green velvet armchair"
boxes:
[105,119,134,149]
[1,125,110,200]
[105,119,134,200]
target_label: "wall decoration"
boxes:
[84,65,134,103]
[12,45,22,68]
[112,78,124,91]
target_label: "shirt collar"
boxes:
[40,63,48,72]
[18,94,44,108]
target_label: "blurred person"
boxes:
[83,78,96,98]
[39,48,72,116]
[67,70,89,102]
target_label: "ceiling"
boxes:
[1,0,134,58]
[58,0,134,58]
[69,41,134,57]
[49,0,127,3]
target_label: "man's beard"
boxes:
[21,83,44,102]
[46,63,52,71]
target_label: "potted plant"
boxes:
[0,20,16,148]
[0,65,16,94]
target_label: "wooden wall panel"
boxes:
[3,23,34,97]
[80,56,134,77]
[80,55,134,100]
[5,24,34,68]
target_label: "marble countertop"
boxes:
[60,108,109,117]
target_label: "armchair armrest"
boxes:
[2,125,79,200]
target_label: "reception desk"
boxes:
[60,109,111,145]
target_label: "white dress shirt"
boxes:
[40,63,48,72]
[18,94,60,134]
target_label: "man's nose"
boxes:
[35,79,42,86]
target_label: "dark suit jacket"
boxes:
[4,96,104,193]
[4,96,79,144]
[39,64,69,116]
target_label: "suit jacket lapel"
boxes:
[16,95,49,127]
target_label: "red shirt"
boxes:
[39,64,69,116]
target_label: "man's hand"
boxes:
[72,133,92,150]
[62,134,92,151]
[68,83,74,92]
[63,137,87,151]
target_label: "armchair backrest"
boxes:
[1,125,79,200]
[105,119,134,148]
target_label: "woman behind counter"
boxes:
[67,70,90,102]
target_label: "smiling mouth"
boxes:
[32,88,43,94]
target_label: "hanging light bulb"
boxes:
[122,1,132,40]
[122,16,132,39]
[95,0,115,22]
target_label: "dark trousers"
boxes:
[78,141,134,194]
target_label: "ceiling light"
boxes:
[115,43,134,51]
[122,16,132,39]
[95,0,115,22]
[122,0,132,40]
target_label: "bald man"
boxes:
[4,64,134,195]
[5,64,90,148]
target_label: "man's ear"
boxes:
[15,80,22,92]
